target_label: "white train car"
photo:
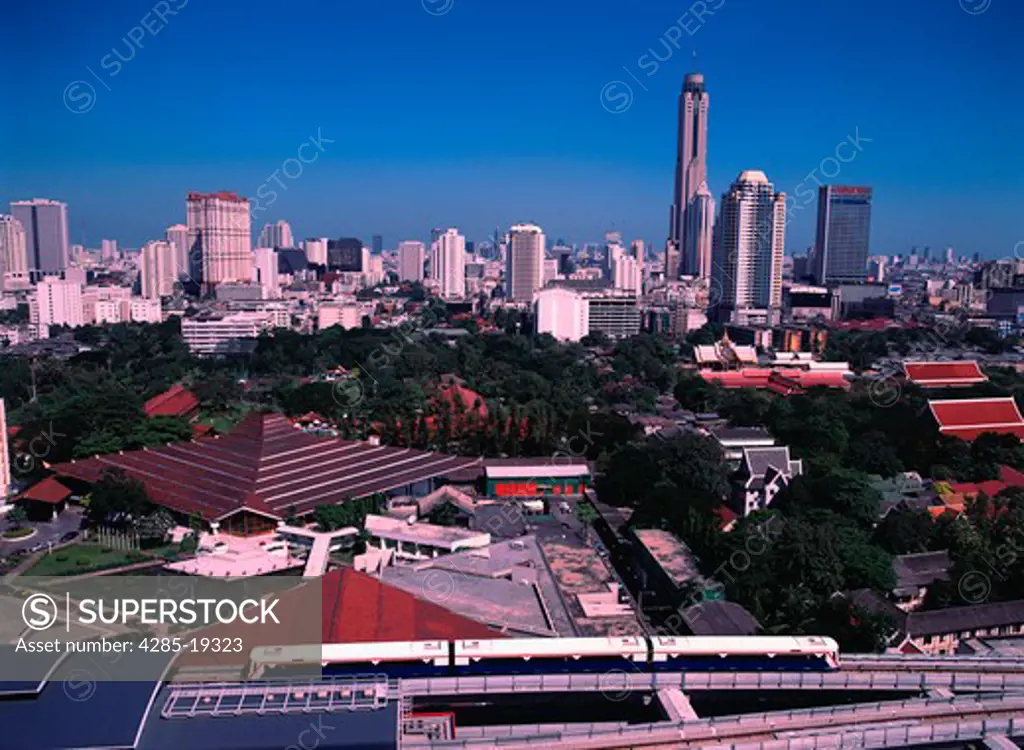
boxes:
[453,636,648,675]
[321,640,450,677]
[650,635,840,671]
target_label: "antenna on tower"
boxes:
[692,48,698,70]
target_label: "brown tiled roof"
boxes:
[51,412,482,522]
[143,384,200,418]
[20,477,73,504]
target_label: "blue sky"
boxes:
[2,0,1022,256]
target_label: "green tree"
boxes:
[5,504,28,530]
[872,505,936,554]
[86,468,154,528]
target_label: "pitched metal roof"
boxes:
[904,361,988,388]
[50,412,482,521]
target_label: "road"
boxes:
[0,506,83,556]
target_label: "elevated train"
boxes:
[250,636,840,679]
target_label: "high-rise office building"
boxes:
[613,254,642,294]
[0,398,10,500]
[252,247,280,299]
[275,220,293,249]
[506,223,545,301]
[327,238,363,271]
[258,220,293,249]
[10,198,69,275]
[398,240,426,283]
[712,170,786,325]
[687,183,715,279]
[668,73,713,280]
[431,228,466,299]
[101,239,118,261]
[140,240,177,299]
[0,215,29,287]
[186,191,252,291]
[812,186,872,284]
[31,277,84,329]
[372,234,383,254]
[303,238,328,266]
[165,224,189,278]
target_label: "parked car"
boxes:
[59,532,78,543]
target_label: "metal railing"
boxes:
[161,675,390,718]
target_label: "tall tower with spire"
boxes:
[668,72,713,281]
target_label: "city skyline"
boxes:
[3,0,1022,257]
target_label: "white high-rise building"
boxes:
[0,215,29,288]
[613,254,642,294]
[186,191,252,291]
[101,239,118,261]
[303,238,328,266]
[431,228,466,299]
[398,241,426,283]
[165,224,189,279]
[10,198,69,275]
[31,277,84,329]
[258,220,294,249]
[0,398,10,501]
[252,247,280,298]
[712,170,786,326]
[535,287,589,342]
[506,223,545,302]
[140,240,177,299]
[687,183,715,280]
[668,73,712,280]
[275,220,293,249]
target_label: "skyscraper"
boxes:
[398,241,426,283]
[372,234,383,254]
[275,220,293,249]
[327,238,363,271]
[0,215,29,287]
[252,247,280,299]
[186,191,252,292]
[10,198,69,275]
[140,240,177,299]
[431,229,465,299]
[712,170,786,325]
[258,220,293,249]
[101,239,118,261]
[165,224,189,278]
[506,223,545,302]
[668,73,712,280]
[31,277,84,328]
[813,186,872,284]
[0,398,10,500]
[303,237,328,266]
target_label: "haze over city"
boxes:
[3,0,1023,255]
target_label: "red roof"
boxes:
[948,464,1024,497]
[191,423,214,439]
[20,477,72,504]
[929,397,1024,441]
[50,412,482,521]
[904,361,988,388]
[321,568,504,644]
[144,384,200,419]
[699,367,849,394]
